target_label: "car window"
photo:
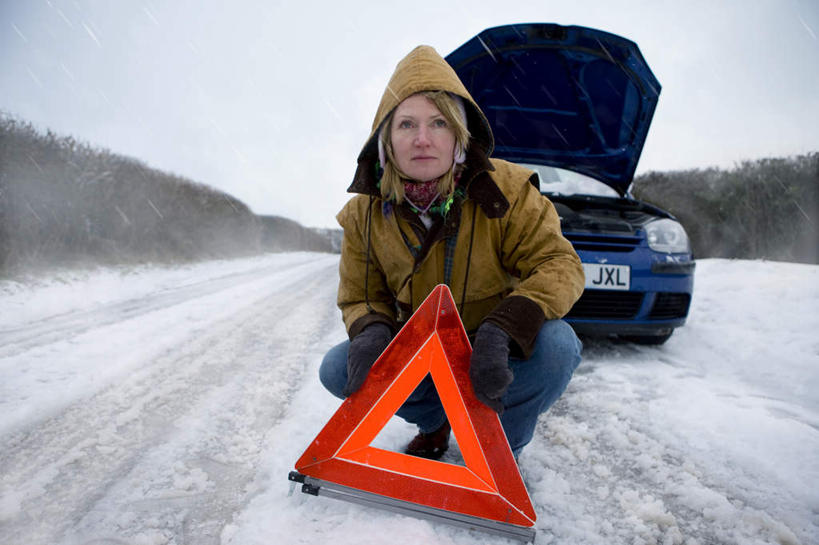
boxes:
[519,163,619,198]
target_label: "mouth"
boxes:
[412,156,437,161]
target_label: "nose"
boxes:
[414,125,431,146]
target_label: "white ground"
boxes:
[0,253,816,545]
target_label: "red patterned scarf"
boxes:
[403,179,441,211]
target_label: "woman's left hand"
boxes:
[469,322,513,413]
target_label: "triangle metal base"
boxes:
[289,472,537,543]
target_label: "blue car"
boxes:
[446,23,695,344]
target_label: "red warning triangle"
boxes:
[296,285,536,527]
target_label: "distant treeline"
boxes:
[0,115,338,277]
[632,153,818,264]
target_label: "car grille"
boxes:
[564,233,641,252]
[649,293,691,319]
[566,291,644,319]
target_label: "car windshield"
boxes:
[519,163,619,198]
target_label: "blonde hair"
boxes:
[379,91,470,204]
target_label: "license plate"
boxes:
[583,263,631,291]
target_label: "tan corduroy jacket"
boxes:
[336,45,584,358]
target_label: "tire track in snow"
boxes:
[0,253,326,359]
[0,255,344,545]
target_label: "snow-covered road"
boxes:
[1,254,816,545]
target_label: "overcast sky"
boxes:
[2,0,817,228]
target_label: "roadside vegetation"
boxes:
[633,153,818,264]
[0,115,337,277]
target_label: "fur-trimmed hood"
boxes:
[348,45,495,197]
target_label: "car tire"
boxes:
[622,332,673,345]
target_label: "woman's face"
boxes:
[389,94,456,182]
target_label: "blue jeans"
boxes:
[319,320,582,456]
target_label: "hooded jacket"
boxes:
[336,45,584,358]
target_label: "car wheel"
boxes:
[622,332,673,345]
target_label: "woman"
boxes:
[319,45,585,459]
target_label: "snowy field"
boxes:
[0,253,816,545]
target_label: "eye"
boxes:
[397,119,414,129]
[433,118,448,128]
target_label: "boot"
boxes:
[405,420,451,460]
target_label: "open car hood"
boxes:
[446,23,660,195]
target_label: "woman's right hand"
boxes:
[343,323,392,396]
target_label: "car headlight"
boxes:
[645,218,690,253]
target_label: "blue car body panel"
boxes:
[567,237,695,336]
[446,23,694,341]
[553,194,695,338]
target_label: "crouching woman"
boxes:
[319,45,585,459]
